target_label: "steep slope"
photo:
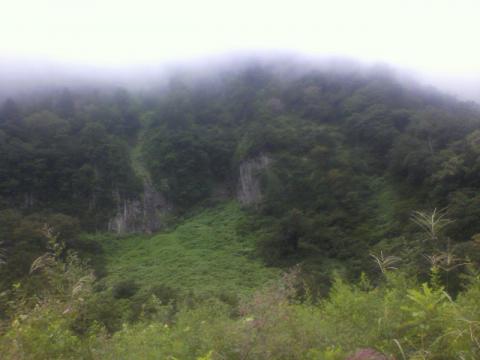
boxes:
[107,115,172,234]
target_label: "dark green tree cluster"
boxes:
[0,89,139,286]
[0,89,141,228]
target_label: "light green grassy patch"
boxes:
[101,202,279,295]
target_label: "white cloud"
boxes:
[0,0,478,70]
[1,0,480,100]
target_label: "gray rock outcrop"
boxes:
[237,154,271,205]
[108,180,171,234]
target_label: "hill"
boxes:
[2,57,480,283]
[2,57,480,358]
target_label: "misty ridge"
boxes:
[1,52,480,105]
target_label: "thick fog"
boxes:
[1,0,479,102]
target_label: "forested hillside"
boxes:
[2,58,480,358]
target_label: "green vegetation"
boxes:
[2,228,480,358]
[101,202,279,295]
[2,57,480,358]
[0,89,142,230]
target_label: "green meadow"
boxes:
[101,202,279,295]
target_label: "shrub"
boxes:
[112,279,139,299]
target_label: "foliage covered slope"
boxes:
[100,202,279,295]
[2,57,480,359]
[2,57,480,291]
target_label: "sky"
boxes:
[1,0,480,100]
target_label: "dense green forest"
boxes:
[2,59,480,358]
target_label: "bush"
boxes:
[112,279,139,299]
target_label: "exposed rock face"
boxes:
[237,154,271,206]
[108,180,171,234]
[108,197,142,234]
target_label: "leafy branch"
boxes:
[370,251,401,274]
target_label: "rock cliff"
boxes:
[108,180,171,234]
[237,154,271,205]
